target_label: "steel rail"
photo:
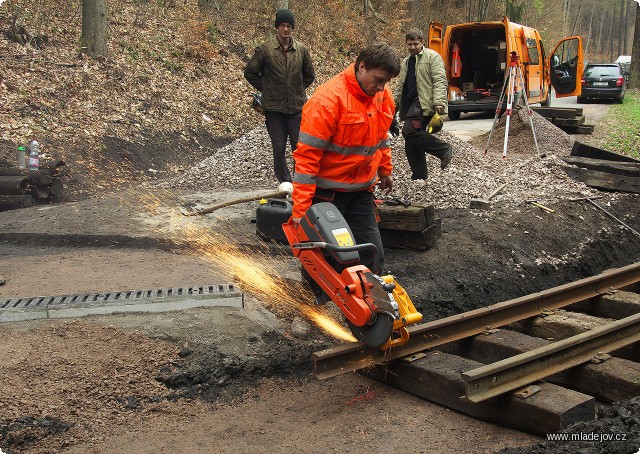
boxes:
[313,261,640,380]
[462,312,640,402]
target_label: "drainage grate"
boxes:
[0,284,243,323]
[0,284,238,309]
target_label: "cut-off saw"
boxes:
[282,202,422,349]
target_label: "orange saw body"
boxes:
[282,202,422,349]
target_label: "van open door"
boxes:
[549,36,583,97]
[428,22,444,55]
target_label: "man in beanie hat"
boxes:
[244,9,315,184]
[275,9,295,28]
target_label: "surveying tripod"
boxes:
[485,51,540,158]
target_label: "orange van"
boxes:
[428,17,583,120]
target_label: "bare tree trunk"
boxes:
[409,0,422,28]
[618,0,624,57]
[563,0,571,36]
[623,0,630,54]
[596,11,604,55]
[571,0,583,35]
[630,1,640,88]
[81,0,107,58]
[609,13,615,61]
[584,8,594,59]
[478,0,490,21]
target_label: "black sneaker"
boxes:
[441,148,453,170]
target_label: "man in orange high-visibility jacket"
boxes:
[292,43,400,274]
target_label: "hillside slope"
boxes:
[0,0,410,199]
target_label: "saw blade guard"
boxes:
[282,202,422,349]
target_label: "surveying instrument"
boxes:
[485,51,540,158]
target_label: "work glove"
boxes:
[389,116,400,137]
[427,113,443,134]
[251,92,265,115]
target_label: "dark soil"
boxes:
[498,397,640,454]
[146,190,640,454]
[101,129,233,176]
[156,330,328,402]
[385,194,640,321]
[0,188,638,453]
[0,417,73,451]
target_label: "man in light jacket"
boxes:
[244,9,315,183]
[393,29,452,181]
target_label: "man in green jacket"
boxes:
[244,9,315,183]
[393,29,452,181]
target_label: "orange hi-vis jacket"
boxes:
[292,63,395,219]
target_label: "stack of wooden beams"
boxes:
[561,142,640,194]
[0,161,65,212]
[531,107,594,134]
[377,203,442,251]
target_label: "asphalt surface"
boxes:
[444,91,588,142]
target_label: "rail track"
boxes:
[312,261,640,435]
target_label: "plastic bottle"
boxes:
[28,139,40,171]
[17,145,27,169]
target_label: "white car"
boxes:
[615,55,631,77]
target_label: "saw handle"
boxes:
[293,242,379,276]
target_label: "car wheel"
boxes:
[616,96,624,104]
[576,96,585,103]
[447,111,461,121]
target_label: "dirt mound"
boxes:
[470,108,576,156]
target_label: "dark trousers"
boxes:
[312,190,384,274]
[402,114,451,180]
[264,110,302,183]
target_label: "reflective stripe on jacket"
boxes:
[393,47,448,116]
[292,63,395,219]
[244,35,315,114]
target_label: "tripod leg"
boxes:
[517,66,541,157]
[502,66,516,159]
[484,70,510,155]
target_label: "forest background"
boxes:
[0,0,637,200]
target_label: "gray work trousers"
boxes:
[264,110,302,183]
[402,114,451,180]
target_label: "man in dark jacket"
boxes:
[244,9,315,183]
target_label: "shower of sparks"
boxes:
[139,191,356,342]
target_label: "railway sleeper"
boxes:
[570,290,640,320]
[362,350,595,436]
[438,328,640,403]
[508,309,639,363]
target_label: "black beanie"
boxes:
[275,9,295,28]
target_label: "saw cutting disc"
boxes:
[347,313,394,348]
[346,271,398,348]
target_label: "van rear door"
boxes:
[549,36,583,97]
[521,29,544,102]
[428,22,445,56]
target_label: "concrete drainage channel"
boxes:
[0,284,244,323]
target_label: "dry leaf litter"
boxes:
[0,0,357,200]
